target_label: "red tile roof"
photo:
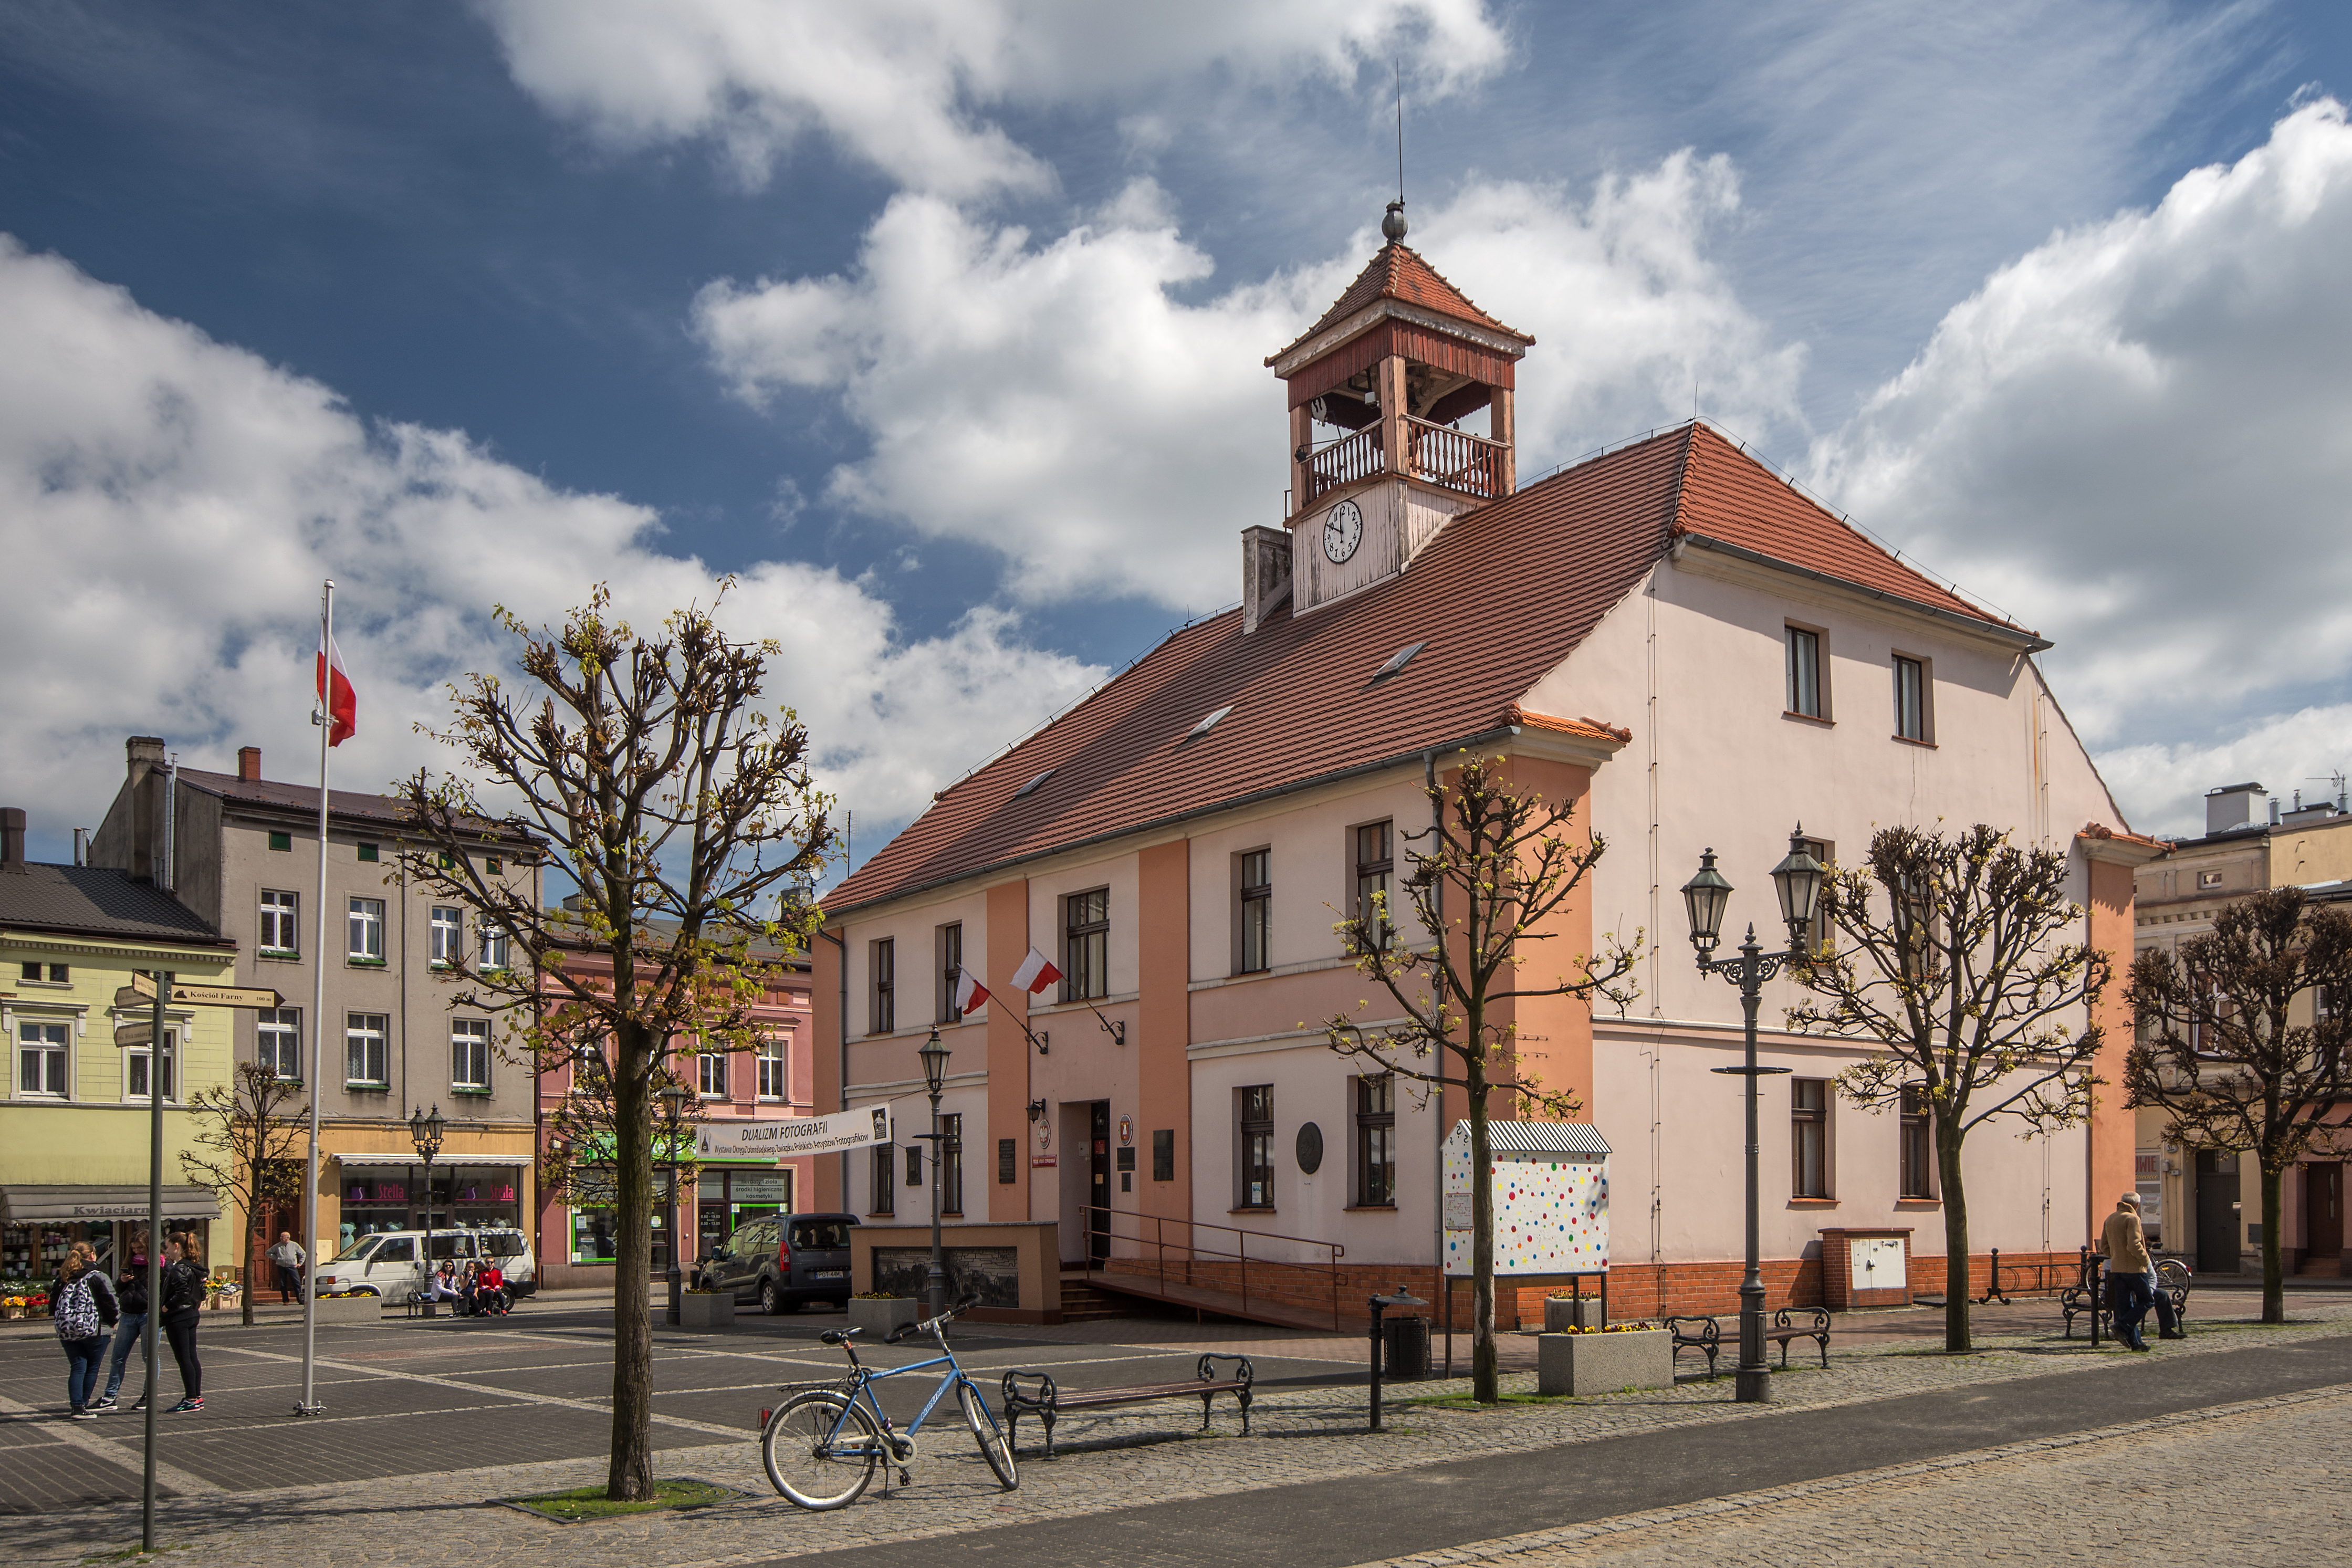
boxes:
[175,767,540,847]
[1271,243,1530,364]
[832,423,2030,913]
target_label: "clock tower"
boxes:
[1263,203,1534,616]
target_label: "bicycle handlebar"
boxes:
[884,1292,981,1344]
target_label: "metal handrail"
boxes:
[1080,1206,1347,1329]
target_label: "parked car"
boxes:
[697,1212,859,1313]
[312,1228,538,1301]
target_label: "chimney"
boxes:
[238,746,262,782]
[1241,526,1294,634]
[126,735,165,785]
[2204,782,2266,837]
[1,808,26,874]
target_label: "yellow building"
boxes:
[1,807,239,1283]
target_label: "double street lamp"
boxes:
[1679,828,1826,1404]
[917,1030,950,1321]
[408,1103,445,1308]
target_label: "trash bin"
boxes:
[1383,1313,1431,1380]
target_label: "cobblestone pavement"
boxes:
[7,1293,2351,1565]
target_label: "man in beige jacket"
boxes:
[2097,1192,2178,1350]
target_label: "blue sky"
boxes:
[5,1,2352,867]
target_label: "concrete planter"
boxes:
[680,1292,736,1331]
[313,1293,385,1326]
[1537,1329,1671,1396]
[1543,1297,1605,1333]
[848,1297,920,1337]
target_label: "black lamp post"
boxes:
[917,1030,950,1320]
[408,1103,445,1312]
[658,1084,691,1328]
[1679,828,1826,1404]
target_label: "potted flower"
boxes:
[848,1292,920,1337]
[1536,1320,1672,1395]
[680,1284,736,1331]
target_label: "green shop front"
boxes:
[545,1130,793,1289]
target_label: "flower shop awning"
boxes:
[1,1185,223,1222]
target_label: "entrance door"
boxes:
[1089,1102,1111,1263]
[2196,1149,2241,1273]
[2306,1162,2344,1260]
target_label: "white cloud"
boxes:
[0,236,1100,860]
[476,0,1505,198]
[2098,705,2352,847]
[1809,100,2352,835]
[695,157,1805,609]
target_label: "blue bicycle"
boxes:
[762,1293,1017,1508]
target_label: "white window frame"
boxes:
[17,1019,71,1099]
[479,923,510,973]
[124,1030,177,1105]
[348,897,385,963]
[756,1035,788,1102]
[429,905,463,968]
[259,889,300,955]
[346,1012,390,1086]
[697,1048,728,1099]
[452,1018,491,1091]
[257,1007,303,1081]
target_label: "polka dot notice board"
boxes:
[1441,1121,1611,1278]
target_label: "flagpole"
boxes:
[296,578,333,1417]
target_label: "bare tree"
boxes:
[2126,887,2352,1323]
[1323,752,1638,1404]
[180,1061,308,1327]
[1789,823,2109,1353]
[395,585,832,1501]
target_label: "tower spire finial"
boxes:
[1383,60,1408,244]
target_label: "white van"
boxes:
[313,1228,537,1300]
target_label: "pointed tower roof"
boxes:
[1268,241,1532,369]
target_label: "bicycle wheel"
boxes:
[959,1380,1018,1490]
[763,1391,880,1509]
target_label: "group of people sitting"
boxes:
[419,1257,512,1317]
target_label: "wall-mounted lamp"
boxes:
[1026,1099,1048,1123]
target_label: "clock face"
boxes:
[1323,499,1364,563]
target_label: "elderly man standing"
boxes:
[2098,1193,2163,1351]
[267,1231,306,1304]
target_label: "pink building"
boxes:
[810,214,2156,1325]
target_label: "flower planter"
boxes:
[313,1293,385,1326]
[1537,1329,1671,1396]
[847,1297,920,1337]
[1543,1297,1605,1333]
[680,1292,736,1331]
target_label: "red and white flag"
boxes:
[953,967,990,1015]
[1009,945,1061,995]
[316,631,357,747]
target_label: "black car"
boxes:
[699,1212,860,1313]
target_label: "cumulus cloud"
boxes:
[476,0,1506,197]
[2098,705,2352,846]
[1809,100,2352,835]
[695,157,1804,609]
[0,236,1100,860]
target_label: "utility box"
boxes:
[1441,1121,1611,1278]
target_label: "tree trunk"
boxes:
[1937,1122,1971,1353]
[2257,1154,2286,1325]
[607,1027,657,1501]
[1468,1054,1498,1405]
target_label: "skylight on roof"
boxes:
[1184,705,1234,743]
[1013,767,1055,799]
[1370,641,1427,682]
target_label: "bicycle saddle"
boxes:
[819,1328,857,1345]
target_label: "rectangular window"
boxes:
[478,923,510,971]
[1354,822,1393,952]
[258,1007,302,1080]
[356,842,379,863]
[871,1144,897,1214]
[430,905,462,967]
[17,961,68,984]
[870,938,895,1034]
[1793,1078,1829,1198]
[1237,1085,1274,1208]
[1238,849,1272,974]
[346,1012,390,1085]
[347,897,385,962]
[1787,625,1825,718]
[1152,1127,1175,1182]
[756,1036,787,1101]
[1355,1074,1396,1206]
[1899,1085,1935,1198]
[940,1113,964,1214]
[1063,888,1109,1001]
[267,831,292,852]
[259,890,300,955]
[125,1036,174,1102]
[485,857,503,875]
[697,1049,727,1098]
[937,922,964,1023]
[905,1143,923,1187]
[452,1019,491,1090]
[1893,654,1929,742]
[17,1022,69,1097]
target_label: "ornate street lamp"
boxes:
[408,1103,445,1308]
[658,1084,692,1328]
[1679,827,1824,1404]
[917,1030,950,1320]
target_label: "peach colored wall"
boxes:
[2084,855,2137,1233]
[986,879,1032,1221]
[1138,841,1192,1231]
[810,937,842,1211]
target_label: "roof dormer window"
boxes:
[1371,642,1426,682]
[1185,706,1234,742]
[1013,768,1055,799]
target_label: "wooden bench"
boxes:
[1001,1354,1253,1460]
[1663,1309,1832,1376]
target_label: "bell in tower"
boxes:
[1262,203,1534,615]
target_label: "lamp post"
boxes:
[917,1030,950,1320]
[1679,828,1825,1404]
[658,1084,691,1328]
[408,1103,445,1311]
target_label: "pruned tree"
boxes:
[396,584,832,1502]
[540,1030,705,1281]
[1323,752,1639,1404]
[2125,887,2352,1324]
[180,1060,308,1326]
[1789,823,2109,1353]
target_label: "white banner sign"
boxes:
[696,1104,896,1162]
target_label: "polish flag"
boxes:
[1009,946,1062,995]
[316,632,357,747]
[954,967,990,1015]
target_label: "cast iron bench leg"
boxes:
[1237,1385,1252,1436]
[1041,1406,1058,1461]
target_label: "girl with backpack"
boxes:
[159,1237,207,1413]
[52,1242,120,1420]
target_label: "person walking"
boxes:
[95,1234,150,1412]
[159,1236,208,1413]
[268,1231,307,1304]
[51,1242,120,1419]
[2098,1192,2158,1352]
